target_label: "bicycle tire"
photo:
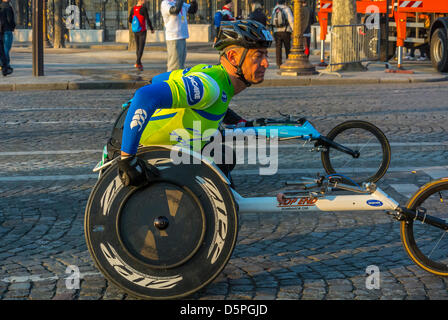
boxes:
[320,120,391,184]
[84,146,239,299]
[400,178,448,276]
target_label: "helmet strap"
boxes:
[235,48,252,87]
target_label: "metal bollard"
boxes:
[318,40,328,67]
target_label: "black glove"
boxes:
[117,155,160,187]
[245,118,266,127]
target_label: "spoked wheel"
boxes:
[320,120,391,185]
[84,146,238,299]
[401,178,448,276]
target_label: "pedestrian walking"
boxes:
[271,0,294,68]
[301,1,313,57]
[248,0,267,27]
[129,0,155,71]
[0,0,14,76]
[161,0,198,72]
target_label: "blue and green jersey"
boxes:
[121,64,235,155]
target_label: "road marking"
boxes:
[7,107,113,111]
[390,184,419,198]
[0,150,102,156]
[233,166,448,176]
[0,174,98,182]
[0,141,445,156]
[4,120,114,125]
[0,166,446,182]
[422,167,448,180]
[1,272,102,284]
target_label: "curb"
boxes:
[0,75,447,91]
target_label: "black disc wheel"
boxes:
[84,146,238,299]
[321,120,391,185]
[401,178,448,276]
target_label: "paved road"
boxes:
[1,82,448,300]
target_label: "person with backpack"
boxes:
[248,0,267,26]
[271,0,294,68]
[0,0,13,76]
[129,0,154,71]
[214,0,235,39]
[221,0,236,22]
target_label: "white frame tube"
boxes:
[232,187,400,214]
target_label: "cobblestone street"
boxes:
[1,83,448,300]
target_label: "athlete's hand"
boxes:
[117,155,160,187]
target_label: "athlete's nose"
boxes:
[261,56,269,69]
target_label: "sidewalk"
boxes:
[1,42,447,91]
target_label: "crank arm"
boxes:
[317,136,360,158]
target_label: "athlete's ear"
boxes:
[225,49,240,66]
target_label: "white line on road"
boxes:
[4,120,114,125]
[7,107,113,111]
[0,165,447,182]
[390,184,419,198]
[233,166,448,176]
[0,141,445,156]
[1,272,102,284]
[0,174,98,182]
[0,150,102,156]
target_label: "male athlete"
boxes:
[117,20,273,187]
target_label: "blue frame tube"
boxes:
[223,120,322,140]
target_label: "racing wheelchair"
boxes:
[84,116,448,299]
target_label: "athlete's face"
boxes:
[240,48,269,84]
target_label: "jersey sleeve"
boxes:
[166,72,221,110]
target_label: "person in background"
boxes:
[248,0,267,26]
[221,0,236,21]
[161,0,198,72]
[0,0,14,75]
[129,0,155,71]
[301,1,313,57]
[271,0,294,68]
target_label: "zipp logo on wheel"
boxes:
[100,242,183,289]
[130,108,148,131]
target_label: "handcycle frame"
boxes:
[232,174,448,232]
[222,116,359,158]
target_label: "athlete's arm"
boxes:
[121,72,220,156]
[121,82,173,156]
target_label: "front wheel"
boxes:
[320,120,391,185]
[401,178,448,276]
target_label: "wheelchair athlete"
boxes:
[117,20,273,187]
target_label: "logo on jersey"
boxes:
[130,108,147,131]
[182,67,192,75]
[183,75,204,106]
[222,91,227,102]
